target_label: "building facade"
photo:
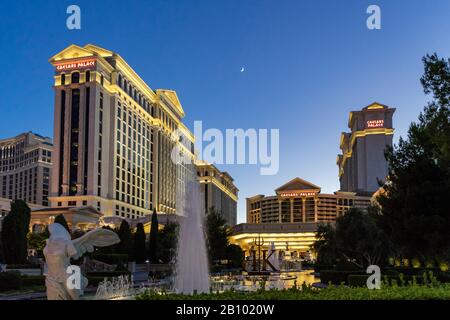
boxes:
[337,102,395,195]
[0,132,53,207]
[196,161,238,226]
[246,177,371,224]
[229,222,318,253]
[48,44,196,219]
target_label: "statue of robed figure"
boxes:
[43,223,120,300]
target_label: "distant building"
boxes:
[196,161,238,226]
[337,102,395,196]
[0,132,53,207]
[246,177,371,224]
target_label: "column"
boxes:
[290,198,294,223]
[76,86,86,195]
[302,198,306,223]
[278,200,282,223]
[62,88,72,196]
[314,198,318,222]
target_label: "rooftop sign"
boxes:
[279,192,317,197]
[54,58,96,71]
[366,119,384,128]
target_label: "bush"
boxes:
[348,273,427,287]
[334,260,361,271]
[348,274,370,287]
[437,272,450,283]
[314,264,335,273]
[6,264,40,269]
[87,276,108,287]
[91,253,128,270]
[320,270,365,285]
[0,271,23,292]
[21,275,45,287]
[394,267,438,276]
[86,270,130,278]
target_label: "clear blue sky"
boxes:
[1,0,450,223]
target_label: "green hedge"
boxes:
[86,270,130,278]
[0,272,23,292]
[437,272,450,283]
[87,276,108,287]
[314,264,335,273]
[91,253,128,269]
[21,275,45,287]
[6,264,40,269]
[320,270,365,285]
[393,267,438,276]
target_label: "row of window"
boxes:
[115,102,154,210]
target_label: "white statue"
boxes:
[43,223,120,300]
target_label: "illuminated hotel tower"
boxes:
[337,102,395,196]
[48,44,196,218]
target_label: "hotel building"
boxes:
[196,161,238,226]
[0,132,53,210]
[232,103,395,255]
[246,177,371,224]
[337,102,395,195]
[48,44,196,219]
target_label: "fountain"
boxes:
[172,168,210,294]
[95,275,133,300]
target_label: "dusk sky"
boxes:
[1,0,450,223]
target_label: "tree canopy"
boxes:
[116,220,133,260]
[313,208,390,268]
[206,207,232,265]
[148,209,159,263]
[377,53,450,265]
[1,200,31,264]
[133,223,147,263]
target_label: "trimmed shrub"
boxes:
[21,275,45,287]
[91,253,128,270]
[0,271,22,292]
[394,267,438,276]
[320,270,365,285]
[437,272,450,283]
[6,264,41,269]
[348,273,426,287]
[86,270,130,278]
[87,277,108,287]
[314,264,335,273]
[348,274,370,287]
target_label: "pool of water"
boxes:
[210,270,319,292]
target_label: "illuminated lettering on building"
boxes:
[366,119,384,128]
[55,59,96,71]
[280,192,317,197]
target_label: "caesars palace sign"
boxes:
[55,59,96,71]
[366,119,384,128]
